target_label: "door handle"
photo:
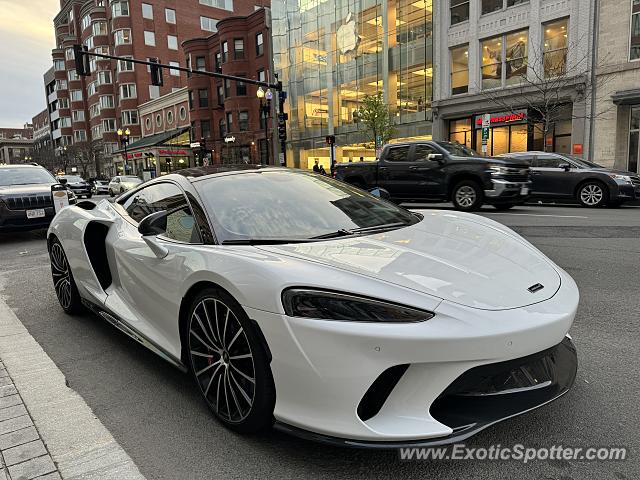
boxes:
[409,166,429,171]
[529,171,541,175]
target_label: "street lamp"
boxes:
[257,87,272,165]
[58,145,68,174]
[117,128,131,174]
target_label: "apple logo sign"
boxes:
[337,12,359,55]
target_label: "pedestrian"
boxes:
[359,156,364,162]
[319,165,326,175]
[313,159,320,173]
[418,96,423,112]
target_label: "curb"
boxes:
[0,295,145,480]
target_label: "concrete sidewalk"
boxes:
[0,296,145,480]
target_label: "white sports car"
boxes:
[47,166,578,446]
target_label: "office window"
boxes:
[54,59,65,71]
[226,112,233,131]
[482,0,503,14]
[97,71,112,85]
[481,30,528,89]
[215,52,222,71]
[169,61,180,76]
[65,48,74,60]
[102,119,117,132]
[81,15,91,31]
[114,29,132,45]
[74,130,87,142]
[201,120,211,139]
[72,110,85,122]
[56,79,68,91]
[630,0,640,60]
[87,81,97,96]
[58,98,69,109]
[257,69,266,82]
[188,90,194,109]
[224,79,231,98]
[196,56,206,71]
[199,89,209,108]
[234,39,244,59]
[219,119,226,137]
[84,36,95,50]
[168,35,178,50]
[255,33,263,56]
[142,3,153,19]
[99,95,115,108]
[122,110,139,125]
[70,90,83,102]
[222,41,229,62]
[239,111,249,131]
[201,16,218,32]
[451,0,470,25]
[112,1,129,17]
[92,21,107,36]
[165,8,176,24]
[544,18,569,77]
[149,85,160,99]
[120,84,137,99]
[144,31,156,46]
[68,70,79,82]
[217,85,224,105]
[199,0,233,11]
[451,45,469,95]
[58,117,71,128]
[118,57,134,72]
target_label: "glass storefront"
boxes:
[448,106,574,156]
[272,0,433,169]
[629,106,640,173]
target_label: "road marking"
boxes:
[484,213,589,219]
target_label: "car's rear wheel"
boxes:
[109,189,114,197]
[577,181,608,208]
[187,288,275,433]
[49,238,83,315]
[452,180,483,211]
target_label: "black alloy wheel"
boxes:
[49,238,83,314]
[187,288,275,433]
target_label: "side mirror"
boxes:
[138,210,167,236]
[558,163,571,171]
[428,153,445,163]
[59,178,68,185]
[138,211,169,259]
[369,187,391,200]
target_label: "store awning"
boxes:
[611,89,640,105]
[117,127,190,153]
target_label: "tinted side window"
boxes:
[414,144,439,161]
[122,183,201,243]
[385,146,410,162]
[536,156,564,168]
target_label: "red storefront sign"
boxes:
[158,149,188,155]
[475,111,527,127]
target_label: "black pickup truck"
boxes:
[336,141,531,211]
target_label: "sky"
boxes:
[0,0,58,128]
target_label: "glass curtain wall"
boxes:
[272,0,433,169]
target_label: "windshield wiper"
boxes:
[222,238,319,245]
[310,229,354,239]
[310,222,408,240]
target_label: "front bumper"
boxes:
[0,204,56,232]
[484,179,531,202]
[70,187,92,196]
[613,182,640,203]
[249,268,578,445]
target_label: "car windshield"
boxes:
[59,175,84,182]
[559,155,603,168]
[435,141,478,157]
[0,168,56,186]
[197,170,420,242]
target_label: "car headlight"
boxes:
[609,174,632,184]
[488,165,510,176]
[282,288,434,323]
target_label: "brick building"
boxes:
[31,109,52,151]
[47,0,267,176]
[183,8,273,165]
[0,126,34,165]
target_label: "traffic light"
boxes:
[326,135,336,145]
[73,44,90,77]
[150,58,164,87]
[278,123,287,142]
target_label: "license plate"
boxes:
[26,209,45,219]
[521,187,529,195]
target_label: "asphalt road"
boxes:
[0,199,638,480]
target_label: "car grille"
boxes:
[3,194,53,210]
[503,167,530,183]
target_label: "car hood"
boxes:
[588,167,637,176]
[0,184,55,196]
[257,211,561,311]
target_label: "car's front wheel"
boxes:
[187,288,275,433]
[49,237,83,315]
[452,180,483,211]
[577,181,608,208]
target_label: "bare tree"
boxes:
[67,141,103,178]
[477,37,616,152]
[31,146,59,173]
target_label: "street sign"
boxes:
[376,135,382,148]
[190,142,201,148]
[279,153,285,166]
[482,114,491,129]
[481,114,490,155]
[482,128,490,141]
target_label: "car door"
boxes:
[104,181,202,359]
[377,145,416,199]
[412,143,448,197]
[531,155,575,198]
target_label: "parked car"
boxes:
[92,180,110,196]
[57,175,92,199]
[499,152,640,207]
[108,175,143,197]
[335,141,531,211]
[0,164,76,232]
[47,165,578,445]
